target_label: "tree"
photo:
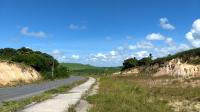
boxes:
[138,53,153,66]
[0,48,16,59]
[54,65,69,78]
[122,57,138,70]
[0,47,61,78]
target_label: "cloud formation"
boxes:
[128,41,154,50]
[71,55,80,60]
[159,18,175,30]
[146,33,165,40]
[110,50,117,56]
[136,51,149,58]
[21,27,46,38]
[165,37,175,46]
[68,24,87,30]
[186,19,200,47]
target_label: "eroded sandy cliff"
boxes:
[154,59,200,78]
[121,59,200,79]
[0,61,41,86]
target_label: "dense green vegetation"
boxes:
[153,47,200,65]
[122,48,200,70]
[0,47,69,79]
[122,53,153,70]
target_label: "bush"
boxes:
[122,54,153,70]
[122,57,138,70]
[54,65,69,78]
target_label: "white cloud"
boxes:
[177,43,190,51]
[71,55,80,60]
[21,27,46,38]
[95,53,107,58]
[146,33,165,40]
[128,45,137,50]
[160,18,175,30]
[186,19,200,47]
[117,46,124,50]
[136,51,149,58]
[68,24,87,30]
[165,37,175,46]
[52,49,63,57]
[128,41,154,50]
[51,50,67,62]
[110,50,117,56]
[154,43,191,57]
[137,41,154,49]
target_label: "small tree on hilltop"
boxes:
[122,57,138,70]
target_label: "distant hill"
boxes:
[61,63,97,70]
[61,63,121,75]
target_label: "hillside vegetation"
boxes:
[0,47,69,80]
[61,63,96,70]
[122,48,200,71]
[61,63,121,75]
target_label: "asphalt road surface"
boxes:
[0,76,85,102]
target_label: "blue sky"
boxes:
[0,0,200,66]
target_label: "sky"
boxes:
[0,0,200,66]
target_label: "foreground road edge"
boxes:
[21,77,96,112]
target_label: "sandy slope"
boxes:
[0,61,41,86]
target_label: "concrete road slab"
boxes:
[21,77,95,112]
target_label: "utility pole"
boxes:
[52,60,54,79]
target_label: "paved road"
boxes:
[21,77,95,112]
[0,76,85,102]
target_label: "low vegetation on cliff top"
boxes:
[0,47,69,79]
[122,47,200,71]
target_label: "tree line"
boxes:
[122,53,153,70]
[0,47,69,79]
[122,47,200,70]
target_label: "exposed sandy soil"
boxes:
[0,61,41,86]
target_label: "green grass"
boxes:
[0,78,87,112]
[87,76,172,112]
[61,63,97,70]
[150,86,200,100]
[61,63,121,76]
[116,75,200,101]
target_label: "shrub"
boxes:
[54,65,69,78]
[122,57,138,70]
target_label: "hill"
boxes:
[61,63,97,70]
[121,47,200,78]
[61,63,121,75]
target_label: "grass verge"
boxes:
[0,78,88,112]
[114,75,200,112]
[86,76,172,112]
